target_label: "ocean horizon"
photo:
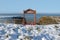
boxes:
[0,13,60,19]
[0,13,60,23]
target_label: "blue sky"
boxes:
[0,0,60,13]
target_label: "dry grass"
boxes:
[38,16,58,25]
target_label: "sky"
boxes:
[0,0,60,14]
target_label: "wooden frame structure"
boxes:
[23,9,36,25]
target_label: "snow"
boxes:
[42,37,47,40]
[0,23,60,40]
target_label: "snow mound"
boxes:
[0,23,60,40]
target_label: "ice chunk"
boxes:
[42,37,47,40]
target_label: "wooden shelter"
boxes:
[23,9,36,25]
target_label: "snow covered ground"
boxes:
[0,23,60,40]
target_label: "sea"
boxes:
[0,13,60,23]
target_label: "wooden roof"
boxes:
[24,9,36,14]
